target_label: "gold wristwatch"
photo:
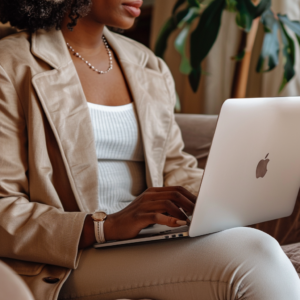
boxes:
[91,211,107,244]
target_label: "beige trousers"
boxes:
[59,228,300,300]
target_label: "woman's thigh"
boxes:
[59,227,300,300]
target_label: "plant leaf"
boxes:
[155,8,190,58]
[278,14,300,47]
[278,20,296,93]
[188,0,201,7]
[178,6,200,28]
[226,0,237,12]
[236,0,271,32]
[155,18,177,58]
[256,10,280,73]
[173,0,186,15]
[189,66,202,92]
[250,0,271,19]
[175,24,193,74]
[232,49,246,61]
[175,6,200,75]
[189,0,225,92]
[190,0,225,69]
[263,25,271,33]
[236,0,253,32]
[260,8,275,31]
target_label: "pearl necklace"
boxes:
[66,35,113,74]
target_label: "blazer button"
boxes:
[43,277,60,284]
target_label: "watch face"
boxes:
[92,211,107,221]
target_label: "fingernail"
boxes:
[176,220,187,226]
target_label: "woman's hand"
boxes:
[103,186,197,241]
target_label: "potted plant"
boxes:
[155,0,300,94]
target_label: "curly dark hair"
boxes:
[0,0,92,33]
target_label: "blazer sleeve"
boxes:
[159,59,204,196]
[0,65,87,269]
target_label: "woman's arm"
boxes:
[0,65,87,269]
[158,58,204,196]
[163,113,204,196]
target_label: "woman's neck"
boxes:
[61,15,106,56]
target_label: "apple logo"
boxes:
[256,153,270,179]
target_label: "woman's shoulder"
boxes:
[109,30,171,75]
[0,30,31,57]
[0,30,33,73]
[110,31,176,105]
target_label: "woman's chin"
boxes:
[108,18,136,30]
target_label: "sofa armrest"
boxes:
[175,114,218,169]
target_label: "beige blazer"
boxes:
[0,27,203,299]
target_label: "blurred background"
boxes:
[1,0,299,115]
[122,0,300,115]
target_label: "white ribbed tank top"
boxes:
[87,101,147,214]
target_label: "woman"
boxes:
[0,0,299,299]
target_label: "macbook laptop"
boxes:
[95,97,300,248]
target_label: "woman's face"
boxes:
[88,0,143,29]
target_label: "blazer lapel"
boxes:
[103,28,174,188]
[120,62,173,188]
[31,29,99,213]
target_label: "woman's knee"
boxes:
[221,227,280,254]
[224,228,300,299]
[235,227,281,257]
[213,227,287,272]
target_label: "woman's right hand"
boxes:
[103,186,197,241]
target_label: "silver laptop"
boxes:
[94,97,300,248]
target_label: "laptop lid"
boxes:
[189,97,300,237]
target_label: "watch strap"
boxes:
[94,220,106,244]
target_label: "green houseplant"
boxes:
[155,0,300,93]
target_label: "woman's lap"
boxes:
[59,227,300,300]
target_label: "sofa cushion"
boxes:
[175,114,218,169]
[282,243,300,278]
